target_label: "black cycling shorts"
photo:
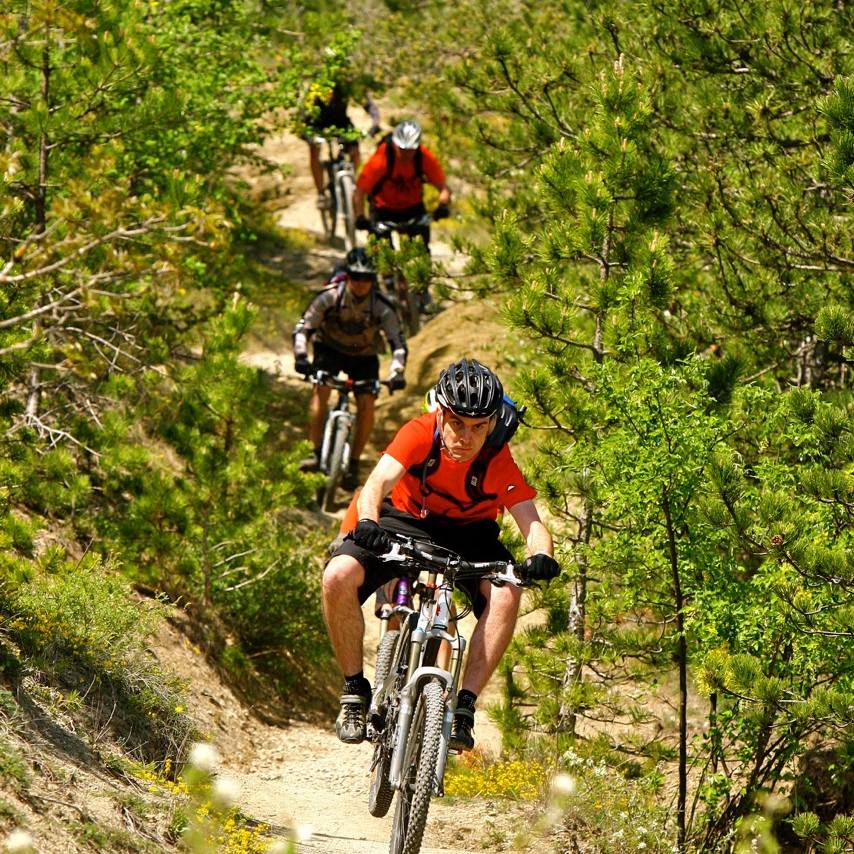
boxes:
[331,502,514,619]
[312,342,379,390]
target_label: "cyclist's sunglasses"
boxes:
[348,272,375,282]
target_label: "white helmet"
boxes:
[392,120,422,150]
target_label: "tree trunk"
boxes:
[663,488,687,853]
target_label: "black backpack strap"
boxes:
[406,423,500,515]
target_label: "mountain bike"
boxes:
[315,136,358,251]
[370,213,435,338]
[308,370,390,512]
[366,534,534,854]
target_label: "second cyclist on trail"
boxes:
[353,119,452,248]
[294,248,407,490]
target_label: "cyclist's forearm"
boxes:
[437,184,452,206]
[509,499,554,556]
[525,519,553,557]
[357,454,405,520]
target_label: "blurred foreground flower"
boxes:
[551,773,577,797]
[295,824,314,842]
[212,774,240,807]
[4,830,34,853]
[188,742,220,774]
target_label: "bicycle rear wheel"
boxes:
[388,678,444,854]
[338,171,357,251]
[369,628,400,818]
[321,418,349,512]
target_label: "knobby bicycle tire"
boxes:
[368,628,401,818]
[389,678,444,854]
[338,171,357,251]
[321,418,349,512]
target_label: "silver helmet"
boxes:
[391,119,422,150]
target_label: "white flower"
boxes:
[550,773,577,797]
[4,830,34,853]
[211,774,240,807]
[188,742,220,774]
[295,824,314,842]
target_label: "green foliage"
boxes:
[0,739,31,792]
[384,0,854,849]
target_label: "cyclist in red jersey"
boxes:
[322,359,560,750]
[352,119,452,249]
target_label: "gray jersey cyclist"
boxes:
[294,248,407,488]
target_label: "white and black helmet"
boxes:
[435,359,504,419]
[391,119,422,150]
[345,247,375,278]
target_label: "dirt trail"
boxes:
[217,125,539,853]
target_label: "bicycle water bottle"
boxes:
[394,577,412,609]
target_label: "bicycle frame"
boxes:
[318,389,355,474]
[371,540,526,795]
[315,136,357,250]
[386,581,464,793]
[309,371,380,511]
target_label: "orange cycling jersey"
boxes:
[385,412,536,521]
[356,144,446,211]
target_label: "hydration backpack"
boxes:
[369,134,424,200]
[408,394,527,512]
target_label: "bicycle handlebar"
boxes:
[370,214,433,235]
[379,534,535,589]
[304,370,395,395]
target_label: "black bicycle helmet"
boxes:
[434,359,504,418]
[345,247,375,277]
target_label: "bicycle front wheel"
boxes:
[368,628,400,818]
[338,171,356,251]
[321,418,349,512]
[389,678,444,854]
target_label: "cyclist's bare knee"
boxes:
[323,555,366,599]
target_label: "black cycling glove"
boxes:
[351,519,390,553]
[432,204,450,222]
[294,354,312,376]
[355,215,372,231]
[388,374,407,392]
[522,554,560,582]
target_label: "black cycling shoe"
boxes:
[336,691,369,744]
[449,707,475,753]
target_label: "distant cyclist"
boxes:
[322,359,560,751]
[294,248,407,489]
[353,119,452,248]
[298,47,382,210]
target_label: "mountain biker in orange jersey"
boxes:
[352,119,452,248]
[293,248,407,489]
[322,359,560,750]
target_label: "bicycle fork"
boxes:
[319,405,354,472]
[388,628,466,795]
